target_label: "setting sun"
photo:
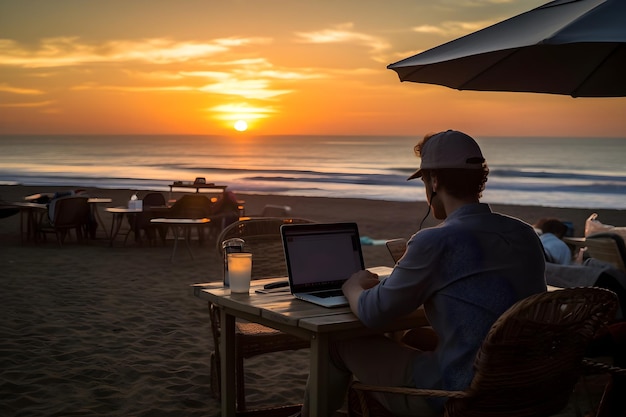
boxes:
[234,120,248,132]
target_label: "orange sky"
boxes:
[1,0,625,137]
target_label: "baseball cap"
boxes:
[407,130,485,180]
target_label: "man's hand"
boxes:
[342,270,379,316]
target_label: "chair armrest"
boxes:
[351,381,469,399]
[349,381,470,417]
[583,358,626,377]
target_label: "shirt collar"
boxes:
[445,203,491,222]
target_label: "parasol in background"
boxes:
[387,0,626,98]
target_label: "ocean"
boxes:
[1,135,625,210]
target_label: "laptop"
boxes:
[281,222,365,308]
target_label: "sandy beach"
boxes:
[1,184,623,417]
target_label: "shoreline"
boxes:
[0,184,620,417]
[2,180,626,211]
[2,184,625,239]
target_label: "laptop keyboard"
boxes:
[314,289,345,298]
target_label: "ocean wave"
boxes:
[169,164,626,186]
[244,173,401,186]
[2,133,625,209]
[3,167,624,198]
[486,181,625,195]
[491,169,626,182]
[239,171,625,194]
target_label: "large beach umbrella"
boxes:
[387,0,626,98]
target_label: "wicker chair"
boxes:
[584,357,626,417]
[348,287,619,417]
[583,320,626,417]
[210,217,314,413]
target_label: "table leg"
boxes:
[109,213,124,247]
[123,213,139,246]
[169,225,194,262]
[90,204,109,239]
[309,332,330,417]
[19,209,26,244]
[220,309,236,417]
[182,226,194,259]
[21,207,45,243]
[170,225,179,261]
[26,209,36,242]
[33,210,45,242]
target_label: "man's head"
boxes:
[409,130,489,215]
[408,130,486,180]
[535,218,568,239]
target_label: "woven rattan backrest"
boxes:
[445,287,618,417]
[216,217,314,278]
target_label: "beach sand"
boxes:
[1,184,622,417]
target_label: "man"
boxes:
[535,218,574,264]
[299,130,547,417]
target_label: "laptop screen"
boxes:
[281,222,364,292]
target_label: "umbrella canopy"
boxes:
[388,0,626,97]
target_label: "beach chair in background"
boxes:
[260,204,292,218]
[584,233,626,272]
[38,196,91,245]
[207,190,241,239]
[129,192,167,245]
[348,287,618,417]
[166,194,213,244]
[210,217,313,413]
[0,198,19,219]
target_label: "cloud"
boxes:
[69,65,300,100]
[412,19,497,37]
[0,84,45,95]
[0,100,55,108]
[0,31,380,119]
[199,79,293,100]
[0,37,316,102]
[182,59,319,99]
[183,57,322,81]
[0,36,270,68]
[295,23,390,56]
[70,83,193,92]
[209,103,277,121]
[439,0,515,7]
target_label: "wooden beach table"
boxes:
[11,201,47,243]
[168,182,228,200]
[151,217,211,262]
[87,198,112,239]
[192,278,429,417]
[105,206,143,246]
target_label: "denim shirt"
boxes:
[358,203,546,409]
